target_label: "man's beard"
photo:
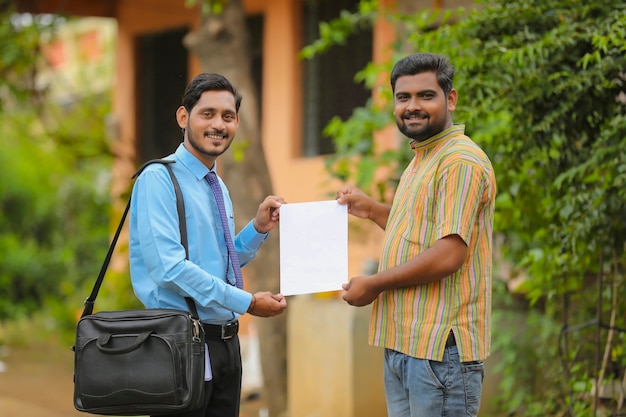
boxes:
[187,128,232,157]
[397,119,434,143]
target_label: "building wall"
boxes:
[110,0,201,199]
[288,296,387,417]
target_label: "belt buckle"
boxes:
[221,322,236,340]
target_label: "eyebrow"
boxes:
[395,88,438,96]
[197,106,236,114]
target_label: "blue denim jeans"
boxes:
[384,345,484,417]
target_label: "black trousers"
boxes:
[154,335,242,417]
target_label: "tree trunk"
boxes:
[183,1,287,416]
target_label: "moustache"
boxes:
[204,130,227,138]
[403,112,429,120]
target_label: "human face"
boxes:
[176,90,239,168]
[393,72,457,143]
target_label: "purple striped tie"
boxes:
[205,172,244,289]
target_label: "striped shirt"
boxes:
[370,124,496,362]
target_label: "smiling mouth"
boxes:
[404,113,428,121]
[205,132,226,140]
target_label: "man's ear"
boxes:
[447,89,458,112]
[176,106,188,129]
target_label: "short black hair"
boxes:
[181,73,243,113]
[390,53,455,95]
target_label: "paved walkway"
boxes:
[0,342,83,417]
[0,343,265,417]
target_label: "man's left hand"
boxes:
[342,275,380,307]
[253,196,285,233]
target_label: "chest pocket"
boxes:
[397,177,438,246]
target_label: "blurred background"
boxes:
[0,0,625,416]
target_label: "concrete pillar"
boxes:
[287,295,386,417]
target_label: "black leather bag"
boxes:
[73,160,206,415]
[73,307,205,415]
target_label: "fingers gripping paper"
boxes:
[279,200,348,296]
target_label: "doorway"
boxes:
[136,27,188,161]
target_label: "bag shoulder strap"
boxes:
[81,159,198,319]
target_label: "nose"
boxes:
[209,115,226,131]
[406,96,421,112]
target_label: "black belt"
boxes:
[202,321,239,340]
[446,332,456,347]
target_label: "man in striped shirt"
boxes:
[336,52,496,417]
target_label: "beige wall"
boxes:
[110,0,201,199]
[288,296,387,417]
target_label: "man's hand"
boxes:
[341,276,381,307]
[247,292,287,317]
[336,186,372,219]
[336,185,390,229]
[253,196,285,234]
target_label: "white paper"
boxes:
[279,200,348,296]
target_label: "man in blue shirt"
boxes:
[130,73,287,417]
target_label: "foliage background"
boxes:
[0,7,114,343]
[313,0,626,415]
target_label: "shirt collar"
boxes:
[409,124,466,151]
[174,143,217,180]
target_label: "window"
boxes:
[301,0,373,156]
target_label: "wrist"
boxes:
[369,273,386,294]
[247,294,257,313]
[253,219,268,234]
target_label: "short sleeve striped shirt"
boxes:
[369,124,496,362]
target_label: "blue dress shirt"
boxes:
[129,144,268,324]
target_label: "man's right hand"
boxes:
[336,185,390,229]
[247,292,287,317]
[336,185,373,219]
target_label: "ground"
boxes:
[0,342,265,417]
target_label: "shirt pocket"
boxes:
[400,189,437,247]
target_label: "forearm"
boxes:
[369,201,391,230]
[373,235,467,290]
[235,219,269,266]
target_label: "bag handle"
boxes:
[81,159,199,320]
[96,332,153,354]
